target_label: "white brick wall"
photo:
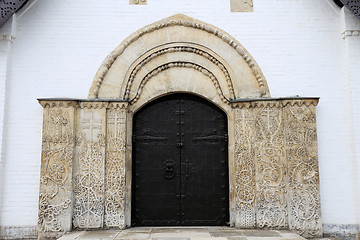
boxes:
[0,0,359,231]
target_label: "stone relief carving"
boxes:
[38,105,75,238]
[104,103,128,228]
[284,101,322,238]
[231,99,321,237]
[130,62,230,104]
[38,97,321,239]
[73,106,107,229]
[254,105,288,229]
[124,45,235,101]
[233,106,256,228]
[89,15,267,98]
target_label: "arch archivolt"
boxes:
[123,42,236,105]
[91,14,270,101]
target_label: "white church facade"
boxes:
[0,1,359,239]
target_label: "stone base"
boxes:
[0,226,37,239]
[323,224,360,240]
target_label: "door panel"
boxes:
[132,94,228,226]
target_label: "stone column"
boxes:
[104,102,128,228]
[283,99,322,238]
[38,100,77,239]
[72,101,108,229]
[232,102,256,228]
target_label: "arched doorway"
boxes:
[37,14,322,239]
[132,94,229,226]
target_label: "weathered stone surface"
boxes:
[73,102,107,229]
[38,101,76,239]
[254,103,288,229]
[284,100,322,238]
[104,102,128,228]
[233,106,256,228]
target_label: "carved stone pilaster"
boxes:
[284,99,322,238]
[38,101,76,239]
[233,103,256,228]
[254,102,288,229]
[72,102,107,229]
[104,102,128,228]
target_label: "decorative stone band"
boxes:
[231,97,319,108]
[123,45,235,100]
[129,62,230,105]
[89,14,268,98]
[38,99,129,109]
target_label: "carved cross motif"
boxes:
[108,111,125,136]
[261,108,276,131]
[81,113,102,140]
[236,109,253,130]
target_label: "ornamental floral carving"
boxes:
[73,110,106,229]
[234,107,256,228]
[38,107,75,236]
[284,103,322,238]
[254,106,288,229]
[104,106,127,228]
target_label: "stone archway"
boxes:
[37,14,322,240]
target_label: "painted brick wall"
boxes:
[0,0,359,232]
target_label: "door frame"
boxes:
[125,92,235,227]
[130,93,230,226]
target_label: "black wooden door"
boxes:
[132,94,228,226]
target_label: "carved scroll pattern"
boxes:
[254,106,288,228]
[73,110,106,229]
[104,107,127,228]
[234,108,256,227]
[284,105,322,238]
[38,108,74,235]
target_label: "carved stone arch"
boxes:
[88,14,271,101]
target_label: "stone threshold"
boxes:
[56,227,334,240]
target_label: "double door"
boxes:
[132,94,228,226]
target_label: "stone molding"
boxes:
[123,44,235,101]
[88,14,269,99]
[231,98,319,108]
[129,61,230,105]
[38,99,128,109]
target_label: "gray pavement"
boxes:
[57,226,316,240]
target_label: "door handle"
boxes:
[177,142,183,148]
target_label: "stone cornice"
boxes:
[38,99,129,109]
[38,100,78,109]
[79,102,108,109]
[231,97,319,108]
